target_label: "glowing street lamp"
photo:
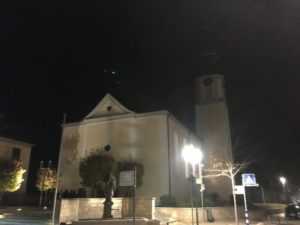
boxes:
[279,177,286,192]
[182,144,203,225]
[182,144,202,175]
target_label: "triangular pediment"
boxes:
[84,93,134,120]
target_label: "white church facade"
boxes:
[59,74,233,202]
[59,93,202,201]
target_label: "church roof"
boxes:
[84,93,134,120]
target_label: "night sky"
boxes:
[1,1,300,192]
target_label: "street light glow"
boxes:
[182,144,202,166]
[182,144,204,225]
[279,177,286,185]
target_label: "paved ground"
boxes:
[1,207,300,225]
[198,222,300,225]
[169,221,300,225]
[168,220,300,225]
[0,207,52,225]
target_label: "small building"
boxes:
[0,137,33,194]
[59,93,202,201]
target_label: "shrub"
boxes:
[193,195,217,207]
[159,195,179,207]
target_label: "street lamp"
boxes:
[182,144,203,225]
[182,144,202,175]
[279,177,286,192]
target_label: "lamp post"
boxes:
[182,144,203,225]
[279,177,286,192]
[199,163,205,221]
[39,160,52,208]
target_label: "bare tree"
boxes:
[204,161,250,225]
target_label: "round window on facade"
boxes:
[203,78,213,87]
[106,106,112,111]
[104,145,111,152]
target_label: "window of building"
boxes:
[12,148,21,160]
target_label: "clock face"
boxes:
[203,78,213,87]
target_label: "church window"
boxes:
[203,78,212,87]
[106,106,112,111]
[12,147,21,160]
[202,77,213,101]
[104,145,111,152]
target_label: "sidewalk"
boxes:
[171,221,300,225]
[1,207,299,225]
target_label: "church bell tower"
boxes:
[195,74,233,201]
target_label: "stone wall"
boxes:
[155,207,266,224]
[59,198,155,224]
[122,198,155,219]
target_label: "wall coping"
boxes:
[62,197,156,200]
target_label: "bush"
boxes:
[159,194,219,208]
[159,195,180,207]
[79,150,116,195]
[193,195,217,207]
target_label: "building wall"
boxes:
[167,115,202,202]
[195,103,233,164]
[0,138,32,193]
[60,114,170,199]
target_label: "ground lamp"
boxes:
[182,144,203,225]
[279,177,286,192]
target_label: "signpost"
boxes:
[120,169,136,225]
[241,173,257,225]
[196,164,205,223]
[234,185,245,195]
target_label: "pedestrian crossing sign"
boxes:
[242,173,257,187]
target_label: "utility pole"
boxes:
[52,113,66,225]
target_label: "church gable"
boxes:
[84,93,134,119]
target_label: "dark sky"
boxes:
[1,1,300,191]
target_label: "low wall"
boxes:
[72,218,160,225]
[59,198,155,223]
[155,207,266,224]
[59,199,271,224]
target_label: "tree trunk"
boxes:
[231,176,238,225]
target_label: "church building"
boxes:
[59,74,233,202]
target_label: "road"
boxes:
[1,207,300,225]
[0,207,52,225]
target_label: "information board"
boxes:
[119,170,135,187]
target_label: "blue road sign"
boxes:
[242,173,257,187]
